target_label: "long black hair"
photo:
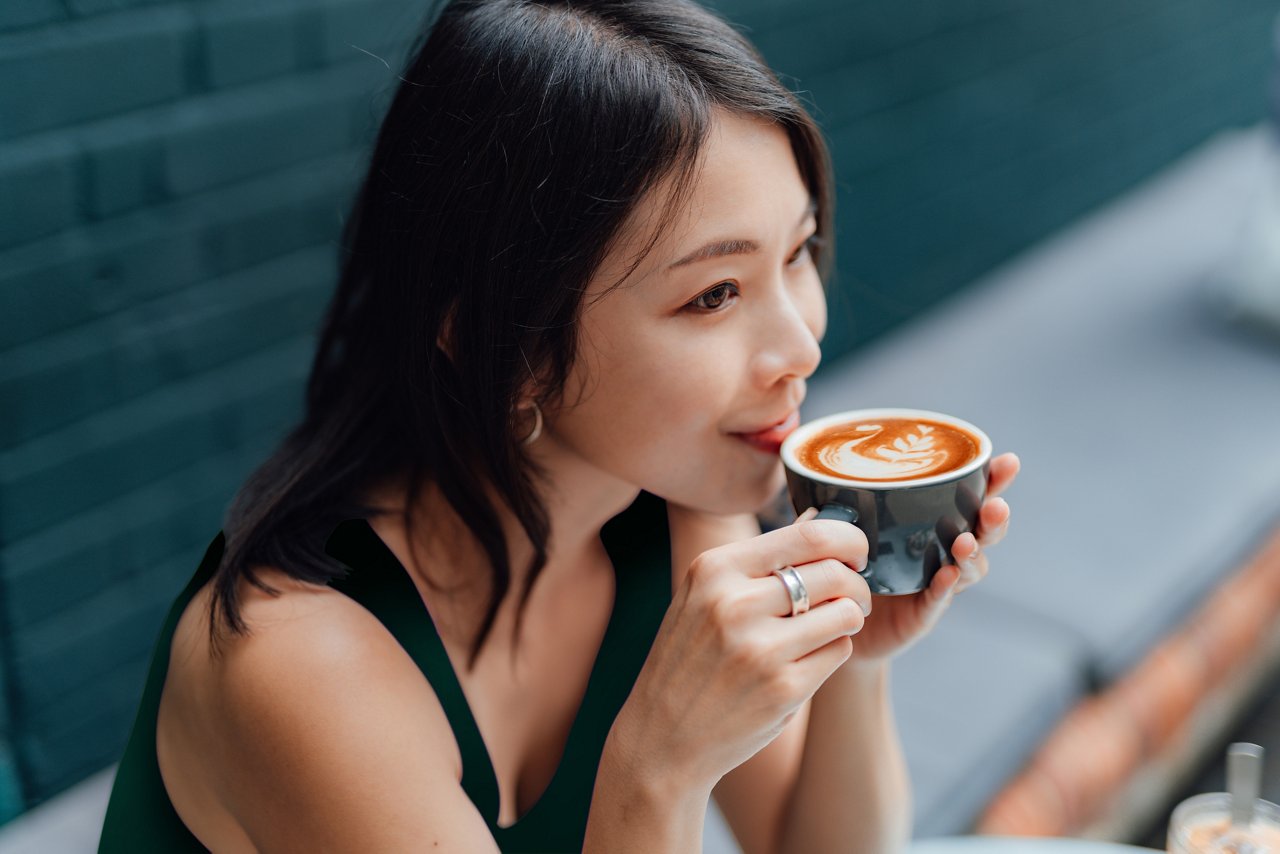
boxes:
[211,0,835,668]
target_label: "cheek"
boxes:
[559,323,723,441]
[599,336,730,433]
[801,274,828,343]
[557,340,787,512]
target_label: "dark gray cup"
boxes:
[780,408,992,596]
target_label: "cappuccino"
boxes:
[1168,792,1280,854]
[794,417,981,484]
[1177,817,1280,852]
[781,408,992,594]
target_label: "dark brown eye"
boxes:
[689,282,739,312]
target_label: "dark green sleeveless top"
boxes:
[99,491,672,854]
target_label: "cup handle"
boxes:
[815,504,857,524]
[814,504,877,584]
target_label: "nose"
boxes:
[749,281,823,390]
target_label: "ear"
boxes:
[435,301,459,361]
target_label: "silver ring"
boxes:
[772,566,809,617]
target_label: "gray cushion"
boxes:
[804,125,1280,684]
[893,593,1086,837]
[702,597,1086,852]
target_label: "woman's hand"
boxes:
[611,512,873,794]
[844,452,1021,663]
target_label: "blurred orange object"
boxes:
[976,526,1280,837]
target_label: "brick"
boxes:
[65,0,163,15]
[0,212,205,350]
[0,335,311,539]
[829,4,1266,321]
[193,151,361,276]
[0,742,23,822]
[75,57,377,219]
[12,558,180,713]
[0,647,9,738]
[825,0,1233,220]
[757,3,988,81]
[0,7,193,139]
[2,437,273,632]
[3,494,224,635]
[199,0,304,89]
[16,656,148,804]
[809,0,1172,135]
[0,245,333,446]
[0,133,80,248]
[0,149,357,349]
[162,61,381,196]
[25,659,152,762]
[318,0,421,66]
[80,114,166,219]
[0,0,63,32]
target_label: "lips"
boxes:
[730,410,800,455]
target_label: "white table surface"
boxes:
[910,837,1161,853]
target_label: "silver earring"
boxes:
[520,403,543,446]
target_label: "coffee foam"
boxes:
[795,418,979,483]
[1179,816,1280,852]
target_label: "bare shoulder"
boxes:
[161,566,499,852]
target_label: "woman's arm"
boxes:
[581,719,716,853]
[712,453,1021,853]
[709,663,910,854]
[667,506,907,854]
[774,660,911,854]
[592,503,868,854]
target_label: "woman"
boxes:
[99,0,1019,850]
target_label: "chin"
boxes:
[670,465,787,516]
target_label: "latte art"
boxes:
[795,418,980,483]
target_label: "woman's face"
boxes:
[545,109,827,515]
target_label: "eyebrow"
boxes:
[666,198,819,271]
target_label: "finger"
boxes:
[977,497,1010,547]
[729,517,869,579]
[987,453,1021,497]
[951,531,979,564]
[952,538,988,591]
[789,634,854,693]
[795,506,819,523]
[777,598,864,662]
[922,564,961,614]
[758,559,871,618]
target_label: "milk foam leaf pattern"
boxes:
[879,426,938,463]
[795,416,981,483]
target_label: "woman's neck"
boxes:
[366,442,640,605]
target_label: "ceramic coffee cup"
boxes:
[780,408,992,595]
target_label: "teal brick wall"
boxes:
[0,0,425,816]
[0,0,1274,821]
